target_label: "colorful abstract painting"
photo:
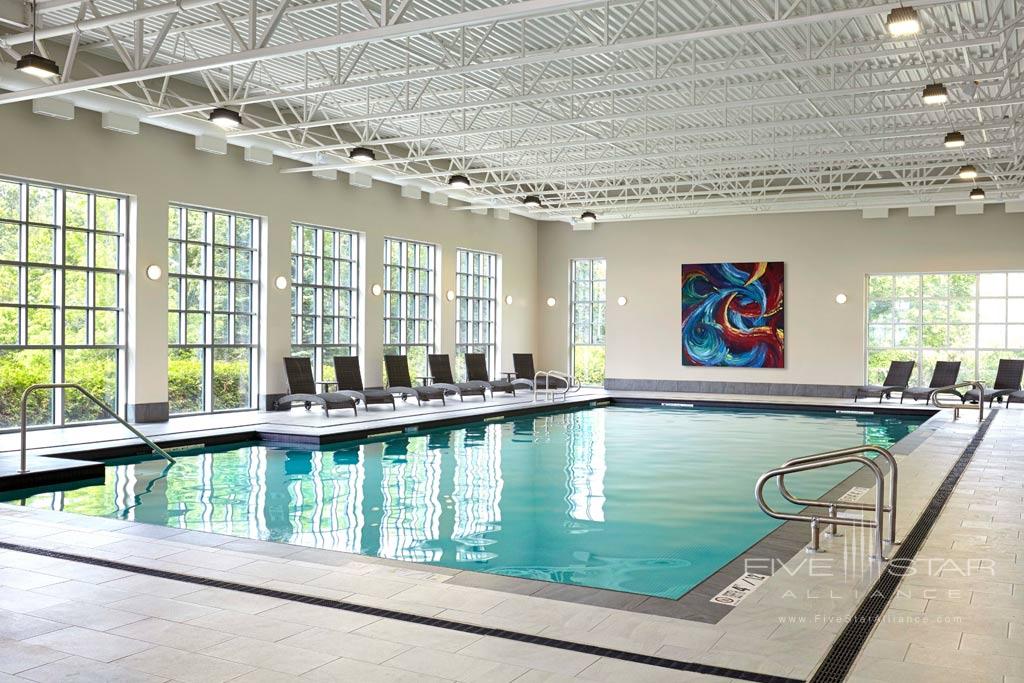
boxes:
[681,262,784,368]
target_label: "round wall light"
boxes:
[546,297,557,307]
[371,283,383,296]
[617,296,628,306]
[504,295,513,305]
[445,289,455,301]
[274,275,290,290]
[145,264,163,281]
[835,293,848,304]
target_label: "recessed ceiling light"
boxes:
[16,52,59,79]
[209,107,242,129]
[921,83,948,105]
[885,6,920,37]
[448,174,470,189]
[523,195,542,207]
[970,187,986,200]
[943,131,966,148]
[580,211,597,223]
[349,146,375,162]
[958,164,978,180]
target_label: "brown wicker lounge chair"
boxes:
[464,353,516,396]
[276,357,357,416]
[428,354,487,401]
[511,353,567,391]
[854,360,915,403]
[901,360,962,403]
[963,359,1024,406]
[332,356,395,410]
[384,354,446,406]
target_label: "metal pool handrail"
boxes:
[930,381,985,421]
[20,383,175,474]
[755,448,888,561]
[776,444,898,545]
[533,370,578,402]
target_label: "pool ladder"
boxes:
[755,445,898,562]
[19,383,175,474]
[930,381,985,421]
[533,370,581,402]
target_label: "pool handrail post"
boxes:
[20,382,176,474]
[930,381,985,422]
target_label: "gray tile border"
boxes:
[606,377,862,398]
[125,402,169,423]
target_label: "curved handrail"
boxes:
[20,383,175,474]
[756,453,887,560]
[931,381,985,422]
[533,370,578,402]
[777,445,898,544]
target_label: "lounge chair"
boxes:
[384,354,446,406]
[332,356,395,411]
[511,353,567,391]
[464,353,517,397]
[1008,390,1024,408]
[963,359,1024,406]
[427,354,487,401]
[854,360,915,403]
[901,360,962,403]
[276,357,357,416]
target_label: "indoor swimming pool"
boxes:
[0,404,927,599]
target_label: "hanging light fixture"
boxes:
[15,2,59,79]
[958,164,978,180]
[209,107,242,129]
[448,174,470,189]
[580,211,597,223]
[970,187,985,200]
[943,131,966,148]
[349,146,375,162]
[921,83,949,105]
[885,6,921,37]
[523,195,542,207]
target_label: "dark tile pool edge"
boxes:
[0,539,802,683]
[807,409,996,683]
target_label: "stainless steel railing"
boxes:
[930,381,985,421]
[533,370,578,402]
[755,445,897,561]
[20,383,175,474]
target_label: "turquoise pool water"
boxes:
[2,405,925,599]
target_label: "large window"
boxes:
[290,223,359,382]
[168,205,259,415]
[866,272,1024,386]
[0,177,126,429]
[570,258,606,385]
[383,238,436,380]
[455,249,498,380]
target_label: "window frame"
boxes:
[455,248,498,380]
[290,222,360,383]
[383,237,437,380]
[167,204,260,415]
[0,175,128,431]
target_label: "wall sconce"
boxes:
[504,295,513,305]
[145,264,163,280]
[274,275,290,290]
[835,293,848,304]
[446,290,455,301]
[546,297,557,307]
[371,283,383,296]
[616,296,628,306]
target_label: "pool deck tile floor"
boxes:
[0,392,1017,681]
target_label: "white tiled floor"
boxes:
[0,394,1018,681]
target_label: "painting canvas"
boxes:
[681,262,784,368]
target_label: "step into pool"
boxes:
[1,404,926,599]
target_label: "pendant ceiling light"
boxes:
[580,211,597,223]
[15,2,59,79]
[349,146,375,162]
[943,131,966,148]
[209,107,242,129]
[970,187,985,200]
[958,164,978,180]
[523,195,542,207]
[448,174,470,189]
[921,83,949,105]
[885,6,921,37]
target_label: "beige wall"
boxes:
[0,102,538,408]
[537,208,1024,386]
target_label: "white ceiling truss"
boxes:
[1,0,1023,222]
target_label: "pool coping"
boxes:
[0,397,940,628]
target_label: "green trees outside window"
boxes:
[571,258,607,386]
[0,178,125,428]
[455,249,498,381]
[383,238,436,381]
